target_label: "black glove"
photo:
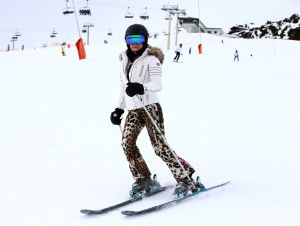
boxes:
[110,108,124,125]
[126,82,144,97]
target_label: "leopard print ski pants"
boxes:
[121,103,195,182]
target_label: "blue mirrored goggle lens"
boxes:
[126,35,145,45]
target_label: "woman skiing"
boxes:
[110,24,204,197]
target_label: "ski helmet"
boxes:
[125,24,149,40]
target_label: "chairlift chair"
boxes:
[52,29,58,35]
[63,0,74,15]
[63,8,74,15]
[82,29,87,33]
[79,7,91,16]
[140,14,149,20]
[125,7,134,19]
[139,7,149,20]
[79,0,91,16]
[165,14,172,20]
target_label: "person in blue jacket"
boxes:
[234,50,239,62]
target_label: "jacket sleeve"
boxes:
[117,72,126,109]
[143,57,162,93]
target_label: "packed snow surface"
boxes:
[0,32,299,226]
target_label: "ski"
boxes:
[80,185,169,215]
[121,181,230,216]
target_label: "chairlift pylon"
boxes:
[140,7,149,20]
[125,7,134,19]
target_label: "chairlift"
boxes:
[107,29,112,36]
[79,8,91,15]
[63,8,74,15]
[63,0,74,15]
[79,0,91,16]
[125,7,134,19]
[165,14,172,20]
[50,34,56,38]
[15,29,21,37]
[140,7,149,20]
[82,29,87,33]
[52,28,58,35]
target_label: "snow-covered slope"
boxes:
[0,31,300,226]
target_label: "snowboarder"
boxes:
[110,24,203,197]
[173,43,183,62]
[234,50,239,62]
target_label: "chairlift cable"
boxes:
[71,0,81,38]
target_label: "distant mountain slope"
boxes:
[228,14,300,40]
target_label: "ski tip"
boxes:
[80,209,91,214]
[223,181,231,185]
[80,209,98,215]
[121,210,137,216]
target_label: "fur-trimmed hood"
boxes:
[119,46,164,64]
[147,47,164,64]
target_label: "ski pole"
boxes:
[134,96,193,183]
[118,125,123,134]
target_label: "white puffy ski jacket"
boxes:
[117,47,164,110]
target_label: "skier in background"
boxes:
[173,43,183,62]
[110,24,204,197]
[61,46,66,56]
[234,50,239,62]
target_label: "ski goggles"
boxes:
[125,35,145,45]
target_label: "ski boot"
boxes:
[129,174,161,197]
[174,176,206,197]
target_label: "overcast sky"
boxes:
[0,0,299,49]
